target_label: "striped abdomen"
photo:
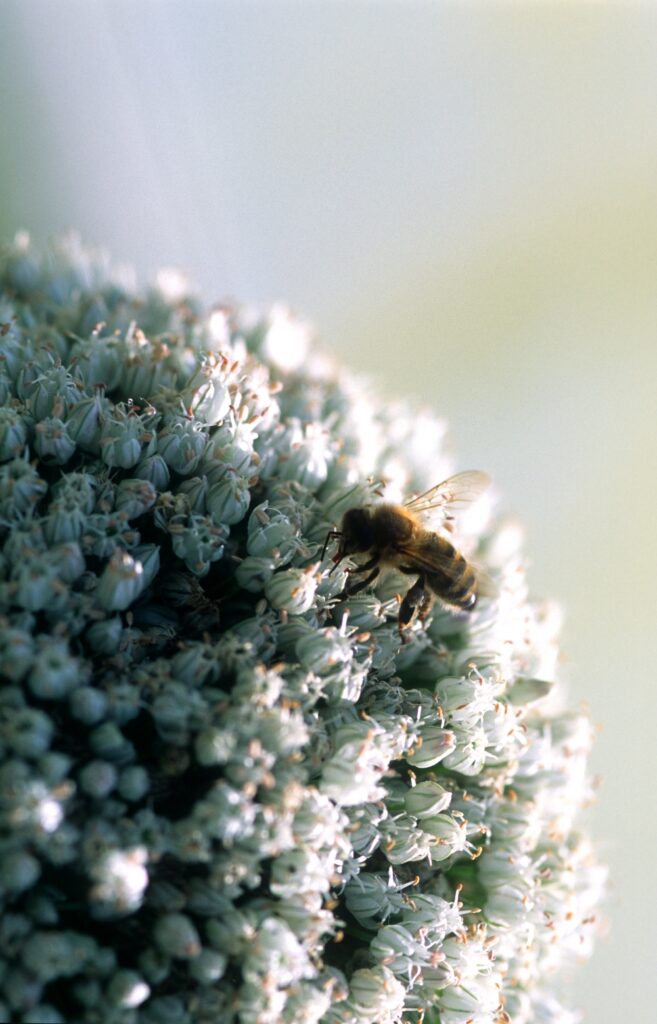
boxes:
[421,533,478,610]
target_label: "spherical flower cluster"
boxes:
[0,232,604,1024]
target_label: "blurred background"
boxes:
[1,2,655,1018]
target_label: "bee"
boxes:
[322,471,491,632]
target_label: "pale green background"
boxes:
[2,2,656,1019]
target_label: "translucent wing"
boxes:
[395,542,498,600]
[404,470,491,517]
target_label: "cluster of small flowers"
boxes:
[0,233,603,1024]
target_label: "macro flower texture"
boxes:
[0,233,604,1024]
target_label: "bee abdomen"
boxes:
[426,552,477,610]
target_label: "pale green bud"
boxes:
[21,930,95,983]
[106,969,151,1009]
[13,553,60,612]
[100,410,154,469]
[348,966,406,1024]
[133,452,170,489]
[184,362,231,425]
[1,850,41,892]
[235,554,276,592]
[117,766,150,802]
[265,566,318,614]
[203,422,256,478]
[188,948,227,984]
[207,472,250,526]
[177,474,209,513]
[138,947,171,986]
[33,417,75,464]
[0,458,47,519]
[406,724,456,769]
[158,419,207,475]
[28,639,80,699]
[296,627,353,676]
[68,335,123,390]
[84,618,124,658]
[153,913,202,960]
[65,391,105,452]
[169,514,225,577]
[0,627,34,681]
[404,780,452,818]
[8,708,53,758]
[26,365,82,420]
[38,752,72,784]
[89,721,134,762]
[115,478,157,519]
[78,760,118,798]
[96,549,153,611]
[278,422,331,490]
[0,407,27,461]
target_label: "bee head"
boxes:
[340,507,374,555]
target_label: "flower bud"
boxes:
[13,553,60,612]
[38,752,72,784]
[90,721,134,762]
[442,725,488,776]
[106,969,151,1009]
[207,472,250,526]
[28,638,80,699]
[265,566,318,615]
[0,458,47,519]
[153,913,202,959]
[27,365,82,420]
[177,474,208,513]
[0,407,27,461]
[0,627,34,681]
[349,966,406,1023]
[279,422,331,490]
[133,453,170,490]
[65,392,105,453]
[84,617,124,657]
[78,759,118,798]
[296,627,353,676]
[97,549,154,611]
[234,555,275,592]
[7,708,53,758]
[157,419,207,475]
[404,780,452,818]
[33,417,76,464]
[188,948,226,984]
[203,422,256,478]
[169,514,226,577]
[406,724,456,769]
[115,477,157,519]
[52,542,85,583]
[117,765,150,802]
[69,334,123,390]
[100,409,154,469]
[185,363,231,425]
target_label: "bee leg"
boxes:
[321,530,343,560]
[354,553,380,573]
[417,590,435,623]
[341,566,380,598]
[398,575,428,636]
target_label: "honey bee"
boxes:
[322,471,491,632]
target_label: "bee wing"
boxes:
[404,470,491,518]
[395,543,498,600]
[394,544,457,574]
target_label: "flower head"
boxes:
[0,232,604,1024]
